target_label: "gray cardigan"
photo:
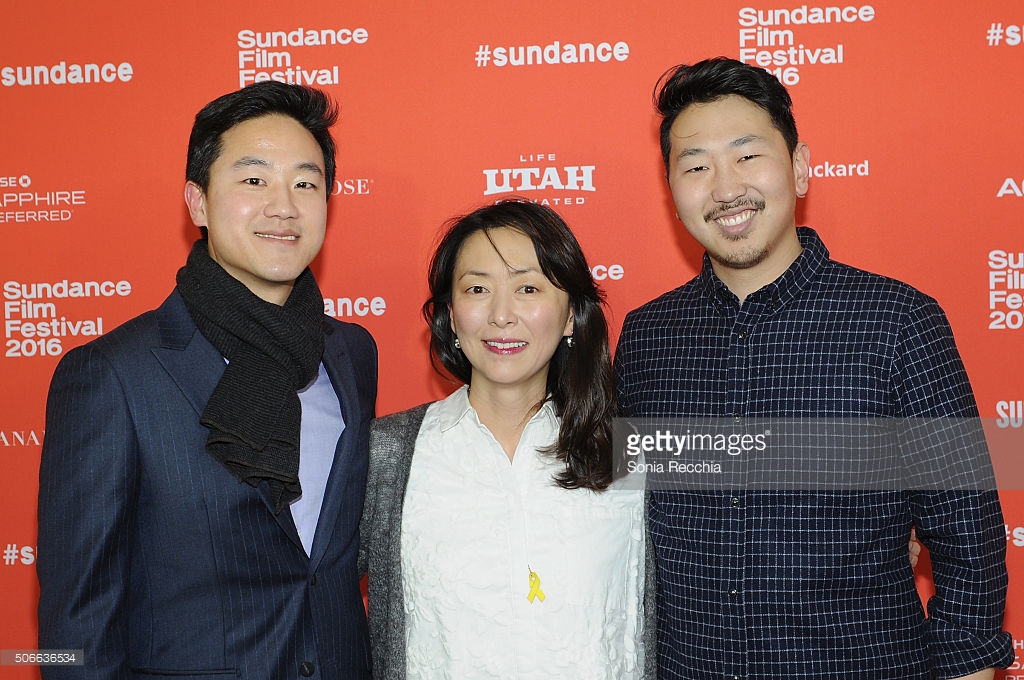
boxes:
[358,403,658,679]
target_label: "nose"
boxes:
[264,182,299,219]
[710,162,747,204]
[488,290,516,327]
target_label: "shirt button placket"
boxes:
[724,316,750,680]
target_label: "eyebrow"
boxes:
[296,161,325,177]
[677,134,766,159]
[231,156,324,177]
[232,157,272,170]
[457,265,539,280]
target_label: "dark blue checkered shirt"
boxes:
[614,228,1013,679]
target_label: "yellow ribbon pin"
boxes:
[527,568,545,603]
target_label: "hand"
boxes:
[909,526,921,568]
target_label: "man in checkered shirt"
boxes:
[614,57,1013,679]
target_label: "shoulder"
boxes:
[368,403,433,469]
[87,310,161,351]
[817,260,938,307]
[323,316,377,355]
[616,279,706,365]
[323,317,378,397]
[811,260,950,333]
[628,279,701,316]
[621,279,703,330]
[57,291,178,367]
[372,403,432,440]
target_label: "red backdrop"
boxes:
[2,1,1021,676]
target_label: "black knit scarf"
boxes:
[176,239,325,514]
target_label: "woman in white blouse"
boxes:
[359,200,653,679]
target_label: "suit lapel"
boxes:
[151,292,223,417]
[308,323,359,567]
[151,291,305,553]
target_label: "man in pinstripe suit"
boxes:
[37,82,376,679]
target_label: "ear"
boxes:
[792,142,810,198]
[184,181,208,227]
[564,309,575,338]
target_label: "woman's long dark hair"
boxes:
[423,200,618,491]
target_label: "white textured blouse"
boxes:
[400,386,645,679]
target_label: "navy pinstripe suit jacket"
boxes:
[37,289,377,680]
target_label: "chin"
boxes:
[709,251,760,271]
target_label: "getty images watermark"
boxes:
[612,417,1022,491]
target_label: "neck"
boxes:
[467,381,547,461]
[714,267,777,303]
[713,230,803,303]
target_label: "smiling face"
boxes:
[184,113,328,305]
[666,94,810,297]
[449,227,573,404]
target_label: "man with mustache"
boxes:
[614,57,1012,679]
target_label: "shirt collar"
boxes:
[437,384,559,433]
[697,226,830,310]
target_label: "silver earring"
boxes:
[566,336,574,348]
[454,337,461,349]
